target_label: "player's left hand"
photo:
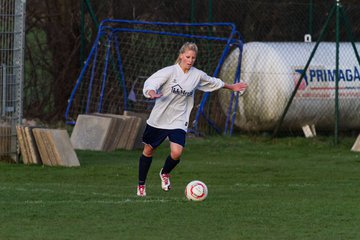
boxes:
[231,82,247,92]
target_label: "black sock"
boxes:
[161,155,180,174]
[138,154,152,185]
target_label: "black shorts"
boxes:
[142,124,186,149]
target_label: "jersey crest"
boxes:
[171,84,193,96]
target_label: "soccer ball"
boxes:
[185,180,208,201]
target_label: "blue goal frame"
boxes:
[65,19,245,135]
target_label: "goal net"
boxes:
[65,19,243,134]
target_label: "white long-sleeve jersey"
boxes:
[143,64,225,131]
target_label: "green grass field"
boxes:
[0,135,359,239]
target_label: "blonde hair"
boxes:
[175,42,198,64]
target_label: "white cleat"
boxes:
[159,169,171,191]
[137,185,146,197]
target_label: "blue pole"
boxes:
[97,35,113,112]
[113,35,128,111]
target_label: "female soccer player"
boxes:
[137,42,247,197]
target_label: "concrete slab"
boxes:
[117,116,135,149]
[95,113,138,150]
[124,111,148,149]
[39,129,58,166]
[47,129,80,167]
[125,117,142,150]
[70,114,113,151]
[24,127,41,164]
[92,113,125,151]
[16,125,30,164]
[302,125,315,138]
[351,134,360,152]
[33,128,53,166]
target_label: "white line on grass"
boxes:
[0,185,123,198]
[0,185,183,203]
[234,183,315,188]
[0,199,171,205]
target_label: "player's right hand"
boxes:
[148,90,163,99]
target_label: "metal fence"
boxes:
[0,0,26,161]
[22,0,360,137]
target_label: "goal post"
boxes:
[65,19,244,134]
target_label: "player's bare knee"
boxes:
[170,150,182,160]
[143,144,154,157]
[170,142,183,160]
